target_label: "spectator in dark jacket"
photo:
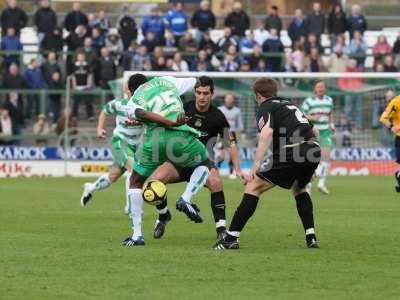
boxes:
[347,4,367,38]
[41,51,61,84]
[96,47,116,89]
[3,63,25,91]
[0,0,28,36]
[190,49,213,71]
[393,33,400,55]
[304,33,323,55]
[0,27,23,66]
[287,8,307,46]
[77,37,98,69]
[34,0,57,40]
[248,45,264,71]
[65,25,88,74]
[141,7,165,45]
[65,25,87,52]
[217,27,238,52]
[262,28,284,72]
[383,55,398,72]
[264,5,282,36]
[305,2,325,39]
[198,30,217,53]
[48,71,64,123]
[141,31,159,53]
[64,2,88,33]
[117,10,138,50]
[41,27,64,53]
[4,91,24,132]
[303,47,326,72]
[179,31,198,54]
[191,0,216,41]
[327,3,347,38]
[24,59,47,119]
[91,27,106,55]
[96,10,110,35]
[72,52,94,120]
[224,1,250,38]
[87,13,97,36]
[123,45,152,71]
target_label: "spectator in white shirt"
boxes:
[171,52,189,72]
[218,93,244,179]
[253,20,270,46]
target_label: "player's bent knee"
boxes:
[130,170,145,189]
[245,176,273,197]
[292,187,308,197]
[291,181,308,196]
[206,171,223,192]
[150,163,180,184]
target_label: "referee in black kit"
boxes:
[214,77,321,250]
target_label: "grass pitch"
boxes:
[1,177,399,300]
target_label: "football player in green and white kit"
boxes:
[81,76,209,247]
[80,84,141,211]
[301,80,335,194]
[123,74,212,244]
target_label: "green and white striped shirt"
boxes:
[102,98,144,146]
[301,95,334,130]
[127,76,200,137]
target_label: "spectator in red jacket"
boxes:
[372,34,392,66]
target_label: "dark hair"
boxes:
[253,77,278,98]
[128,73,147,93]
[314,79,325,87]
[195,76,214,93]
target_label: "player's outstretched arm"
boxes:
[379,100,399,133]
[97,111,107,138]
[135,108,188,127]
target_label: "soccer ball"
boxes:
[142,180,167,206]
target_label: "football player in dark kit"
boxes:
[153,76,243,239]
[214,77,321,250]
[184,76,243,236]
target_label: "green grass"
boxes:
[1,177,399,300]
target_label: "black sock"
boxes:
[211,192,226,230]
[395,171,400,186]
[156,198,169,222]
[295,192,315,234]
[228,193,259,236]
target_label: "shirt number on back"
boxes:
[287,105,309,124]
[148,90,181,115]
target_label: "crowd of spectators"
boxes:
[0,0,399,144]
